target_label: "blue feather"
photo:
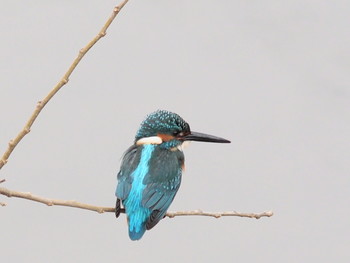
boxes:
[123,145,155,240]
[128,226,146,241]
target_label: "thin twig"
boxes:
[0,0,129,170]
[166,210,273,219]
[0,178,7,206]
[0,187,273,219]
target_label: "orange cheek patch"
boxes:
[157,133,175,142]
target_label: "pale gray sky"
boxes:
[1,1,349,262]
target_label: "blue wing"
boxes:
[141,147,184,230]
[116,145,139,201]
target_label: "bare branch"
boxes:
[166,210,273,219]
[0,0,129,170]
[0,186,273,219]
[0,187,114,213]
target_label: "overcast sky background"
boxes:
[1,1,349,262]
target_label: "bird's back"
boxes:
[116,144,184,240]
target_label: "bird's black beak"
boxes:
[182,131,230,143]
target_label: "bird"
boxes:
[115,109,230,240]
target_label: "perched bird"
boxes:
[115,110,230,240]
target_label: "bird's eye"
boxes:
[173,131,184,137]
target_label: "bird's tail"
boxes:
[128,224,146,240]
[127,212,148,241]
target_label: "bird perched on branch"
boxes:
[115,110,230,240]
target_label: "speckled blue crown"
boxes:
[135,110,190,141]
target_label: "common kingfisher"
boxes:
[115,110,230,240]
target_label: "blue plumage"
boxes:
[119,145,154,240]
[115,110,230,240]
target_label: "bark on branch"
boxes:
[0,186,273,219]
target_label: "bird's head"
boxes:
[135,110,230,149]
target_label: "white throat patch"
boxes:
[181,141,191,149]
[177,141,191,151]
[170,141,191,152]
